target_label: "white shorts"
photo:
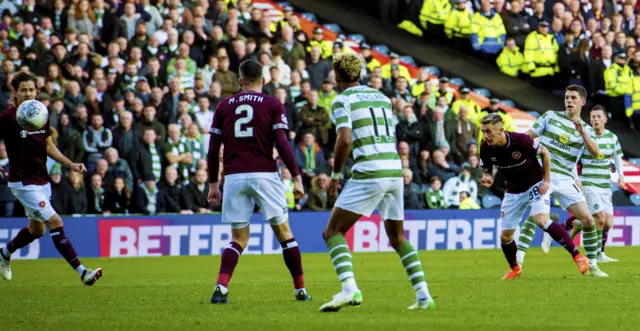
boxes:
[8,182,56,222]
[499,181,550,230]
[334,179,404,220]
[584,189,613,215]
[549,177,586,210]
[222,172,288,229]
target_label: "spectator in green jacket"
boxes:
[425,176,447,209]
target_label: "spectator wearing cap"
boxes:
[307,45,331,90]
[445,0,472,52]
[605,52,633,121]
[443,162,478,208]
[450,87,481,121]
[496,37,525,77]
[471,0,506,60]
[299,90,330,146]
[307,27,333,60]
[381,52,412,83]
[360,43,381,74]
[419,0,451,41]
[523,20,559,89]
[435,77,455,105]
[451,105,477,165]
[502,0,531,49]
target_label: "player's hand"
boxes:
[539,180,550,195]
[328,179,340,196]
[293,175,304,199]
[208,183,222,206]
[610,163,617,173]
[575,179,583,191]
[572,117,584,135]
[480,173,493,188]
[0,165,3,178]
[69,163,87,173]
[619,175,627,190]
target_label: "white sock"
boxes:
[516,250,525,261]
[216,284,228,294]
[295,288,306,295]
[341,278,359,293]
[1,247,11,259]
[76,265,86,277]
[416,285,431,301]
[589,259,597,267]
[543,220,552,230]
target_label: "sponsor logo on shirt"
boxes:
[550,139,571,151]
[20,129,47,138]
[559,134,570,145]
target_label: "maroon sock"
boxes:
[501,240,519,268]
[6,227,40,254]
[50,227,82,269]
[216,242,243,287]
[602,228,609,252]
[564,216,576,231]
[544,222,579,258]
[281,238,304,289]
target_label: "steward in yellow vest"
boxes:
[420,0,452,41]
[307,27,333,60]
[381,52,412,82]
[496,37,525,77]
[471,3,506,55]
[605,52,633,121]
[450,88,481,121]
[445,0,472,52]
[523,21,559,88]
[361,43,381,74]
[627,74,640,129]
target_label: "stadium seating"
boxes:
[481,195,502,209]
[630,194,640,206]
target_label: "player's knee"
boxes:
[500,231,514,243]
[322,227,343,241]
[271,222,293,242]
[594,213,606,227]
[388,234,406,248]
[46,215,63,230]
[27,222,46,237]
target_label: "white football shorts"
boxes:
[222,172,288,229]
[499,180,550,230]
[334,179,404,220]
[549,177,587,210]
[584,189,613,215]
[8,182,56,222]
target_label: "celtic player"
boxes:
[516,85,608,277]
[319,53,435,312]
[565,105,625,263]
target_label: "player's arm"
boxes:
[46,136,86,172]
[331,98,352,182]
[575,121,600,157]
[527,111,547,139]
[539,146,551,195]
[614,137,626,189]
[478,148,493,187]
[272,103,304,198]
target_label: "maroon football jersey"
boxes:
[0,105,51,186]
[480,131,543,194]
[210,92,289,175]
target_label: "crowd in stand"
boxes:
[400,0,640,130]
[0,0,514,217]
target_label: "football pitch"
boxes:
[2,247,640,331]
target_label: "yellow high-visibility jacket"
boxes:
[419,0,452,29]
[625,74,640,118]
[445,8,472,39]
[496,46,525,77]
[604,63,633,97]
[450,99,482,121]
[381,63,412,82]
[307,39,333,60]
[523,31,559,77]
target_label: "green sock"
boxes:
[326,235,356,285]
[582,225,599,261]
[517,216,537,253]
[395,241,428,291]
[596,230,603,257]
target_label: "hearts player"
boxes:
[0,72,102,285]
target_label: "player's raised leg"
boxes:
[530,213,589,274]
[319,207,363,312]
[566,201,608,276]
[0,221,44,281]
[539,213,560,254]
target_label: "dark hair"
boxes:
[11,71,38,91]
[239,60,263,84]
[566,84,587,99]
[591,104,608,115]
[481,113,504,125]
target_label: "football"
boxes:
[17,99,49,131]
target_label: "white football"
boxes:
[17,99,49,130]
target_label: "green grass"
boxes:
[2,247,639,331]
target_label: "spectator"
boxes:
[427,106,455,151]
[294,132,327,187]
[591,45,613,107]
[459,190,481,209]
[497,37,525,77]
[444,0,473,52]
[0,140,13,217]
[416,149,432,185]
[158,167,192,214]
[403,169,423,210]
[280,167,300,211]
[451,106,478,165]
[120,2,144,40]
[397,105,425,155]
[49,164,64,215]
[263,66,287,96]
[82,113,113,163]
[471,0,506,60]
[130,127,164,183]
[298,90,330,146]
[87,173,105,214]
[398,141,422,184]
[68,0,97,36]
[60,170,88,215]
[443,163,478,207]
[213,56,240,97]
[307,46,331,90]
[137,105,167,143]
[103,176,132,215]
[605,52,633,121]
[451,87,481,121]
[523,21,559,89]
[164,124,193,183]
[425,176,447,209]
[186,123,206,174]
[57,112,85,164]
[428,148,460,183]
[183,169,212,214]
[503,0,531,49]
[274,25,306,69]
[104,147,134,191]
[112,111,139,162]
[133,178,166,215]
[306,173,336,211]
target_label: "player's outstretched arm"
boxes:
[539,146,551,195]
[273,129,304,198]
[45,136,86,172]
[206,132,223,205]
[332,127,352,179]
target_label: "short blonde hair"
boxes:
[333,53,362,83]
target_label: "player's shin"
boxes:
[280,238,305,293]
[516,216,537,255]
[50,227,86,276]
[602,228,609,253]
[326,235,358,293]
[582,224,599,264]
[2,227,41,258]
[541,221,580,257]
[394,241,430,299]
[501,238,519,268]
[216,241,244,290]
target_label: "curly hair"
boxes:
[333,53,362,83]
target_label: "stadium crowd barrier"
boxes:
[1,208,639,259]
